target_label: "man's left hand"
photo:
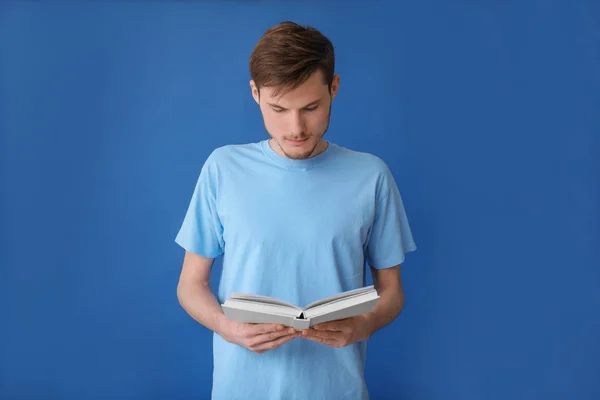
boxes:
[300,314,374,348]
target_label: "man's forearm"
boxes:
[177,281,227,336]
[363,285,404,337]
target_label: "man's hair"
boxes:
[249,21,335,97]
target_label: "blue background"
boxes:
[1,1,598,399]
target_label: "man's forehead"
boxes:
[263,84,326,107]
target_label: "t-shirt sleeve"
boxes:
[365,166,417,269]
[174,153,225,258]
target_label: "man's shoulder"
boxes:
[204,141,263,165]
[210,141,261,157]
[332,143,391,173]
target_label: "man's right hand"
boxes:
[218,318,298,354]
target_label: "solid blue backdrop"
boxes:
[1,1,598,399]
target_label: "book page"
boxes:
[303,285,376,310]
[223,299,302,318]
[222,305,298,327]
[228,293,302,311]
[304,291,379,319]
[306,296,379,327]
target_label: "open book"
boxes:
[221,285,379,330]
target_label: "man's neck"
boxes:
[310,139,329,158]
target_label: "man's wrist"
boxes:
[214,312,229,337]
[359,312,378,340]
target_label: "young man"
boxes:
[175,21,417,400]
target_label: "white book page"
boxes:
[223,299,302,318]
[304,291,379,319]
[303,286,376,310]
[228,293,302,311]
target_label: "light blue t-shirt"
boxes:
[175,139,417,400]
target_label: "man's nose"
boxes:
[289,111,305,135]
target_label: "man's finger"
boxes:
[252,333,296,353]
[250,328,296,347]
[314,318,356,334]
[244,323,286,336]
[301,329,333,340]
[313,321,344,331]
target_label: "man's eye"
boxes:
[304,106,318,112]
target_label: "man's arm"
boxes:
[176,251,225,333]
[301,264,404,347]
[176,251,298,353]
[362,264,404,336]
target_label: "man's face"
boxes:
[251,70,340,160]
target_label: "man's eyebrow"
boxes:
[267,98,322,110]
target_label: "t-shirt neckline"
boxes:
[260,139,337,171]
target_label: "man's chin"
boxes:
[286,151,314,160]
[283,141,320,159]
[268,136,323,160]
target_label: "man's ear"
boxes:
[250,80,260,104]
[330,74,341,100]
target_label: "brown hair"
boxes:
[249,21,335,97]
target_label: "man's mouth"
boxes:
[285,137,309,144]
